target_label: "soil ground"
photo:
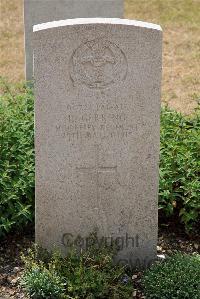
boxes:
[0,0,200,114]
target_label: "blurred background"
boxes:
[0,0,200,114]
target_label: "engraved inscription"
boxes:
[55,101,136,143]
[70,39,127,89]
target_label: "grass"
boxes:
[0,0,24,82]
[125,0,200,25]
[0,0,200,113]
[125,0,200,114]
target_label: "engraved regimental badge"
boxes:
[70,38,127,89]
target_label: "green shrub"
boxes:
[159,106,200,232]
[0,79,34,236]
[21,265,65,299]
[21,245,133,299]
[0,80,199,235]
[142,253,200,299]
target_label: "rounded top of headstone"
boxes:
[33,18,162,33]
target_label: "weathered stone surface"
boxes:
[24,0,124,81]
[34,18,162,268]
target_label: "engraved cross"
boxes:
[76,145,117,234]
[76,145,117,192]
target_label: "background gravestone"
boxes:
[24,0,124,81]
[33,18,162,267]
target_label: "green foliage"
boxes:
[21,265,65,299]
[142,253,200,299]
[159,106,200,232]
[0,81,199,235]
[0,79,34,236]
[21,245,133,299]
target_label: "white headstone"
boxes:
[24,0,124,81]
[33,18,162,268]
